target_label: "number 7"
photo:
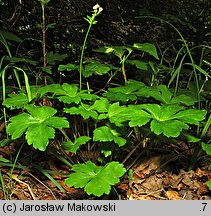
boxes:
[202,203,207,211]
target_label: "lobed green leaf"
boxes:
[65,161,126,196]
[93,126,126,146]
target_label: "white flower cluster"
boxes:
[93,4,103,15]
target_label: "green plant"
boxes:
[93,43,159,84]
[0,170,8,200]
[38,0,51,83]
[64,161,126,196]
[207,181,211,190]
[136,16,211,111]
[1,5,210,198]
[183,112,211,171]
[6,105,69,151]
[4,77,207,196]
[79,4,103,91]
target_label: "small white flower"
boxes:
[93,4,103,14]
[98,7,103,13]
[93,4,100,10]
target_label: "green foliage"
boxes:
[3,93,30,109]
[5,57,37,65]
[93,126,126,146]
[3,87,39,109]
[133,43,159,60]
[82,60,113,77]
[1,4,210,198]
[140,104,206,137]
[46,51,68,65]
[64,103,98,119]
[79,3,103,90]
[105,80,196,105]
[93,42,159,83]
[106,103,206,137]
[58,63,79,72]
[6,105,69,151]
[207,181,211,190]
[39,83,98,104]
[64,161,126,197]
[201,142,211,156]
[62,136,91,153]
[0,30,22,43]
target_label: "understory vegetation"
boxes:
[0,0,210,199]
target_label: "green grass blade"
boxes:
[34,165,66,193]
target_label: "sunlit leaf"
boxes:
[62,136,91,153]
[207,181,211,190]
[6,105,69,151]
[93,126,126,146]
[64,161,126,196]
[64,103,98,119]
[201,142,211,156]
[133,43,159,60]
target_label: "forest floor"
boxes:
[0,139,211,200]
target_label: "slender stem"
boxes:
[41,3,47,85]
[201,114,211,138]
[79,23,93,91]
[121,60,127,83]
[59,128,71,141]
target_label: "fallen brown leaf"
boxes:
[166,190,182,200]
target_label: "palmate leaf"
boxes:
[64,161,126,196]
[62,136,91,153]
[107,103,151,127]
[6,113,32,139]
[46,51,68,65]
[136,85,196,106]
[93,126,126,146]
[105,102,206,138]
[173,109,207,125]
[3,93,29,109]
[104,80,145,102]
[3,87,39,109]
[82,60,111,78]
[26,124,55,150]
[38,84,63,97]
[150,119,188,137]
[6,105,69,151]
[58,63,79,71]
[64,103,98,119]
[125,106,152,127]
[39,83,98,104]
[105,91,137,102]
[91,98,110,113]
[107,102,129,126]
[57,84,81,104]
[139,104,207,137]
[201,142,211,156]
[106,81,195,105]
